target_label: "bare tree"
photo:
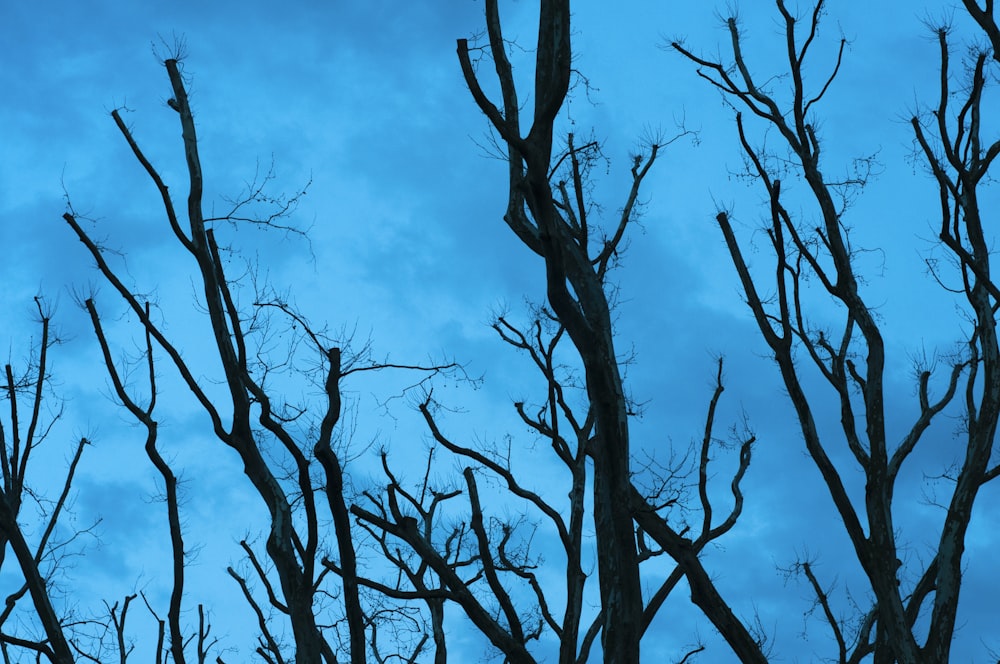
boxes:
[0,299,86,664]
[2,7,762,662]
[348,312,605,664]
[0,301,219,662]
[14,2,999,661]
[64,54,463,664]
[455,2,647,660]
[86,297,225,664]
[673,0,1000,661]
[64,58,355,664]
[908,10,1000,661]
[452,2,766,662]
[627,361,763,664]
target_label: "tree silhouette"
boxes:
[0,1,997,662]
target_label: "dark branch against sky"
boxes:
[1,1,997,661]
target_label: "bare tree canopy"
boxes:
[1,1,999,662]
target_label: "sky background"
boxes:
[1,1,998,662]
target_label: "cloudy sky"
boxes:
[1,0,998,662]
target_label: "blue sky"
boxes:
[2,1,998,662]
